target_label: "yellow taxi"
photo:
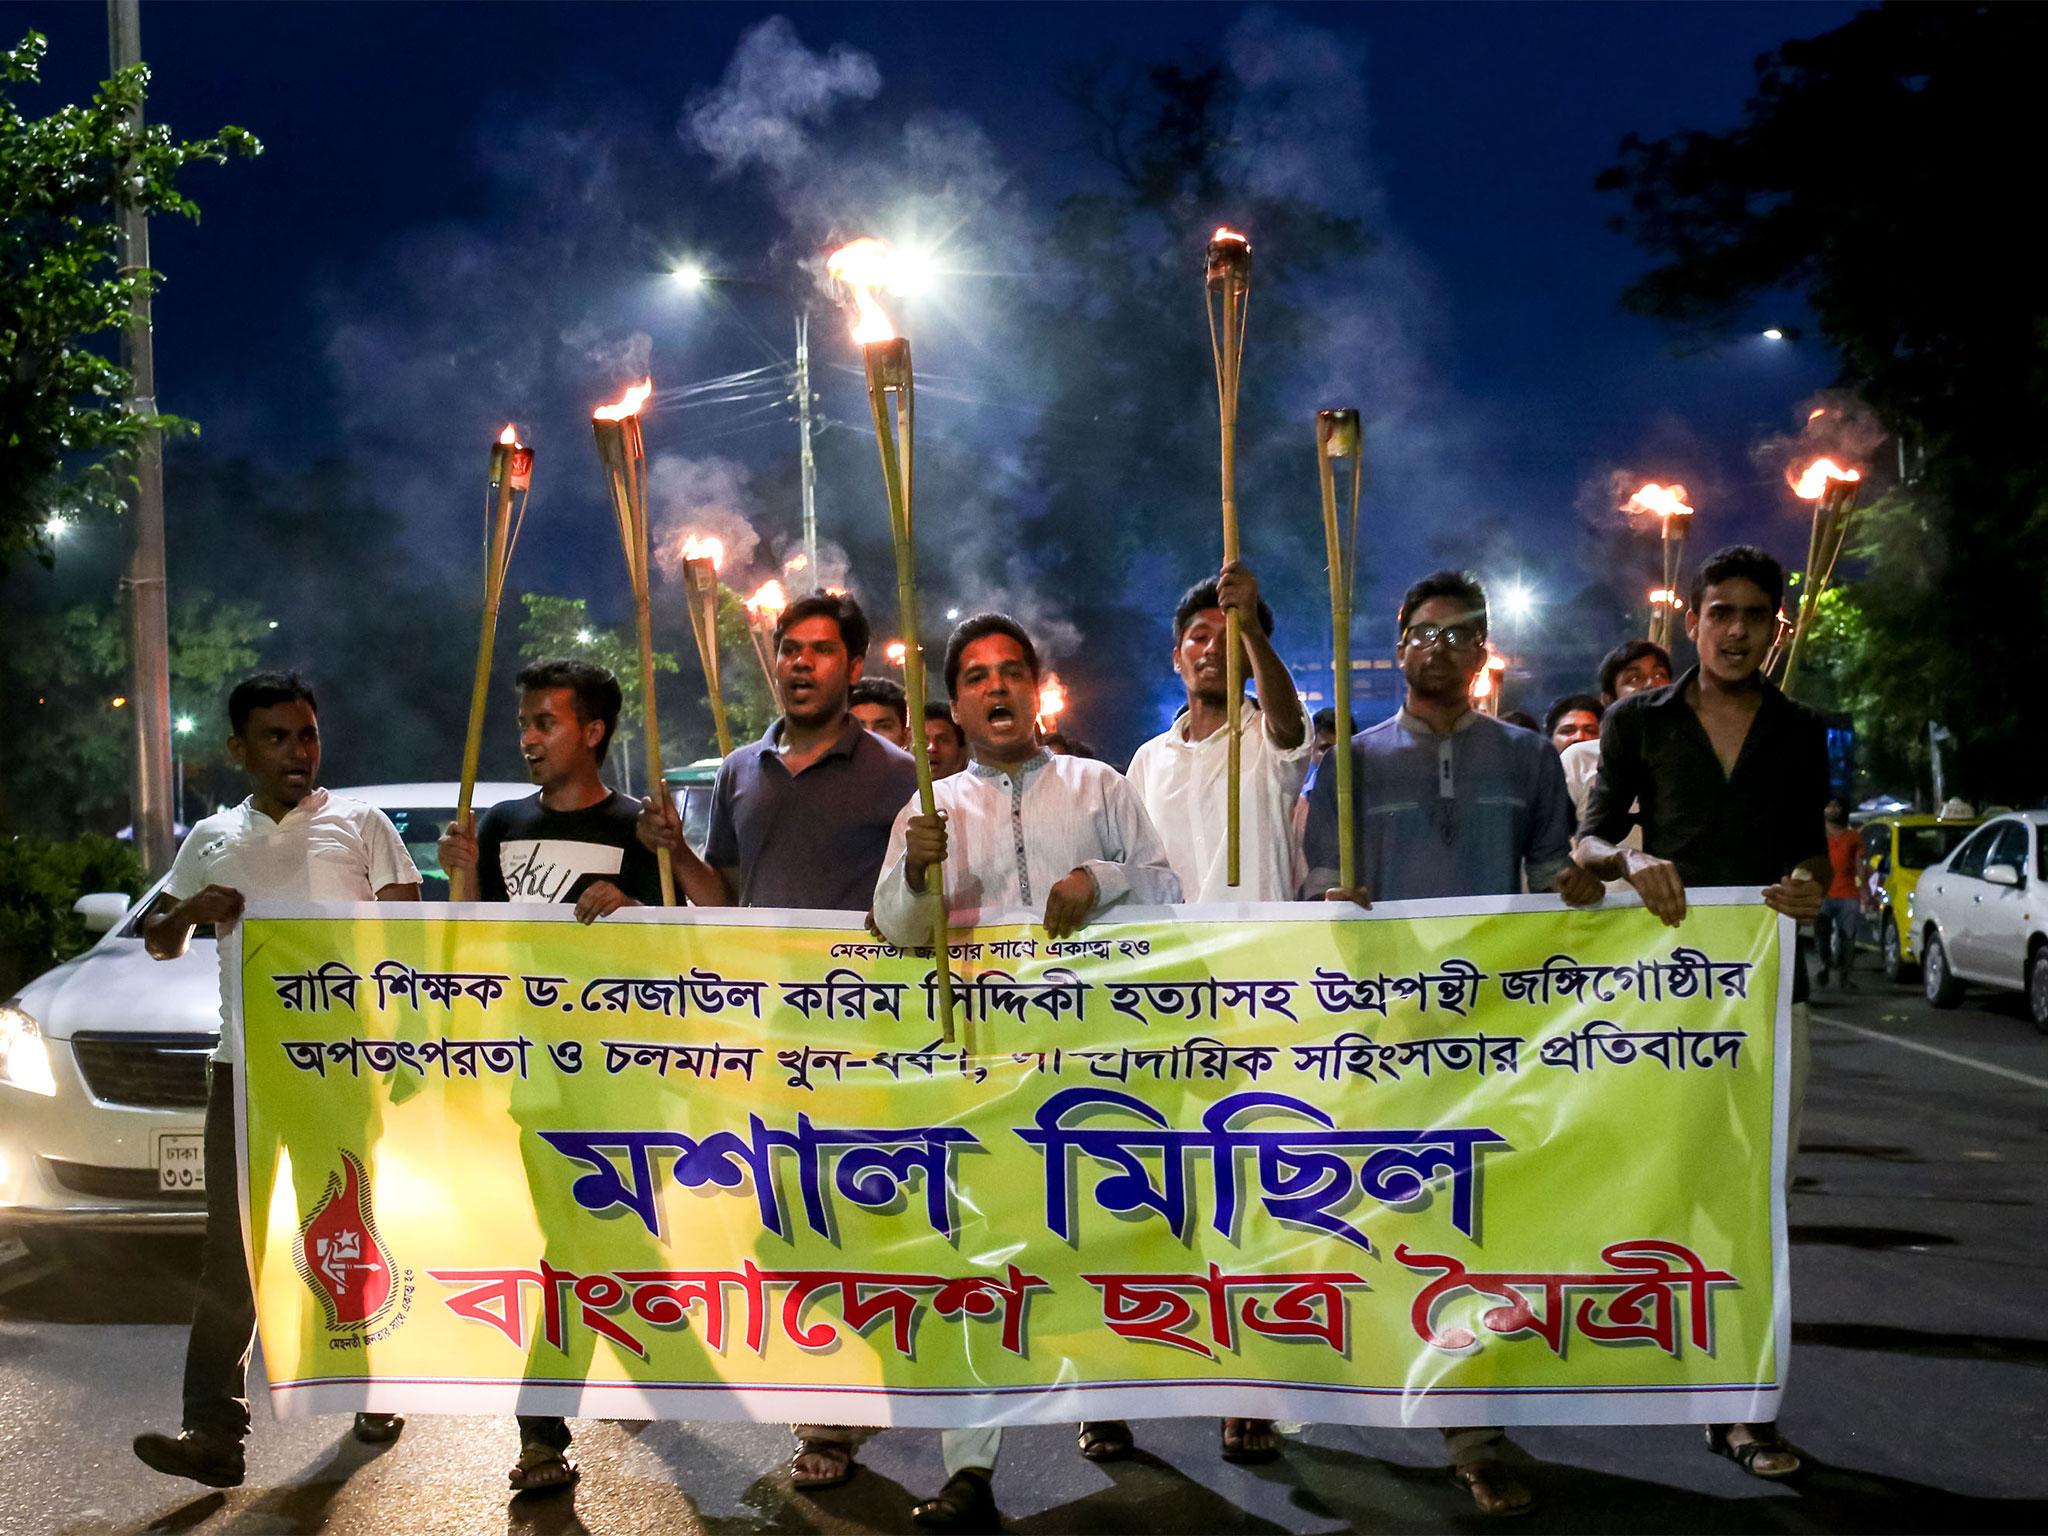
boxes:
[1861,811,1984,981]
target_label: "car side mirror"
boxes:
[73,892,133,934]
[1983,863,2022,889]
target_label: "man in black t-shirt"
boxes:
[439,658,658,1495]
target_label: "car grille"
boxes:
[42,1158,204,1203]
[68,1033,213,1109]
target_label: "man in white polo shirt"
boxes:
[132,672,420,1490]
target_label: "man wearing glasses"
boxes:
[1303,568,1603,1517]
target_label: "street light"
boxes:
[42,514,70,541]
[1500,583,1535,623]
[1762,328,1785,341]
[671,262,708,289]
[174,714,195,823]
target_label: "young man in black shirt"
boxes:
[439,658,663,1494]
[1574,545,1828,1481]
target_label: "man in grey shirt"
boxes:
[1303,570,1604,1518]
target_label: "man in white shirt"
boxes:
[1127,561,1310,906]
[1561,639,1672,823]
[872,614,1179,1534]
[132,673,420,1490]
[1123,561,1305,1463]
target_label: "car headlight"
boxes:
[0,1002,57,1097]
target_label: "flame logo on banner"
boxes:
[294,1150,396,1331]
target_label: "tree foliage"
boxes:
[0,32,259,571]
[1598,3,2048,803]
[514,592,682,793]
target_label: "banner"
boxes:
[231,894,1791,1429]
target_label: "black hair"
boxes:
[1397,569,1488,637]
[1543,693,1605,738]
[849,676,908,727]
[516,657,623,764]
[1597,639,1672,700]
[1500,709,1540,732]
[1689,544,1785,614]
[1173,578,1275,641]
[773,592,871,662]
[943,613,1040,695]
[1312,707,1337,733]
[923,700,966,746]
[228,671,317,736]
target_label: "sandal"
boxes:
[1706,1422,1803,1480]
[1077,1419,1134,1461]
[790,1436,857,1490]
[1220,1416,1279,1464]
[1451,1460,1534,1517]
[508,1443,580,1495]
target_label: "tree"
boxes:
[0,32,259,570]
[515,593,681,794]
[1,589,266,832]
[1598,3,2048,802]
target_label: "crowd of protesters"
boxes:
[128,542,1829,1529]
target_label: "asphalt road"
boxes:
[5,969,2046,1536]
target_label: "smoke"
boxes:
[686,17,881,178]
[1750,388,1891,491]
[649,454,765,581]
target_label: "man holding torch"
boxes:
[872,612,1180,1531]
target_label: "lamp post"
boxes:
[173,713,194,825]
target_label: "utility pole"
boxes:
[109,0,175,875]
[794,312,819,583]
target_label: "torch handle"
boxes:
[1317,446,1357,894]
[686,573,734,758]
[451,474,519,904]
[1217,278,1245,889]
[635,587,676,908]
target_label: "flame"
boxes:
[744,579,788,620]
[824,585,848,598]
[1792,457,1861,499]
[1621,482,1694,519]
[1212,225,1250,249]
[1037,671,1068,720]
[827,237,900,344]
[498,423,519,446]
[1470,668,1494,701]
[884,640,908,667]
[594,378,653,421]
[679,533,725,571]
[1648,587,1682,607]
[1807,407,1827,422]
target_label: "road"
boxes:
[4,971,2046,1536]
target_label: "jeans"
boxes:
[1816,898,1860,976]
[183,1066,256,1442]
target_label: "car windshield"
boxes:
[1898,824,1974,870]
[382,806,461,898]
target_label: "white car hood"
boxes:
[12,936,222,1041]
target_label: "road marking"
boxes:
[1813,1012,2048,1090]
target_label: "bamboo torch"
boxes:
[1778,458,1862,694]
[827,236,955,1042]
[1205,227,1252,886]
[592,379,675,905]
[1315,410,1362,893]
[742,579,788,703]
[1621,482,1694,650]
[679,534,733,757]
[450,424,533,902]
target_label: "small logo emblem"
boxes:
[294,1151,396,1332]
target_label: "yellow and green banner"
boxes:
[230,894,1791,1428]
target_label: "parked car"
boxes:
[1909,810,2048,1029]
[0,781,529,1242]
[1859,811,1983,981]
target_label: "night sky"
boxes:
[9,1,1864,753]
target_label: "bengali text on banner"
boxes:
[229,893,1792,1429]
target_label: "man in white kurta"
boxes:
[871,614,1179,1534]
[1126,561,1311,907]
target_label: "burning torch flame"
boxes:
[1648,587,1683,607]
[1468,650,1508,703]
[884,640,907,668]
[826,238,899,345]
[744,579,788,620]
[1621,482,1694,519]
[1792,458,1861,500]
[1037,672,1068,723]
[1212,225,1250,250]
[498,423,519,446]
[594,379,653,421]
[678,533,725,571]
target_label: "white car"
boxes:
[1909,809,2048,1029]
[0,782,530,1242]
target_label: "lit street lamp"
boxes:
[173,713,195,823]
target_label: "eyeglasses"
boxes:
[1401,622,1484,651]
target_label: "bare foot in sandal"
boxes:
[791,1437,857,1490]
[508,1443,580,1496]
[1220,1417,1279,1463]
[1707,1423,1802,1480]
[1077,1420,1134,1461]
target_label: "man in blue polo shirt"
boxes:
[1304,569,1604,1518]
[636,589,914,1493]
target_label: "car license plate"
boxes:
[154,1132,205,1194]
